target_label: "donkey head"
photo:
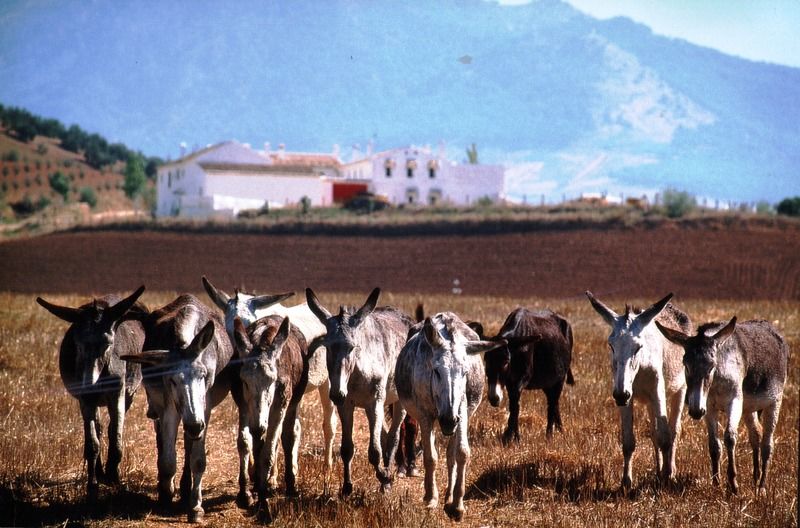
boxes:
[202,275,294,337]
[233,316,291,437]
[586,291,673,407]
[422,313,505,436]
[656,317,736,419]
[123,308,217,440]
[306,287,380,406]
[37,286,145,390]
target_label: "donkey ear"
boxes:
[107,285,146,322]
[655,321,688,346]
[307,335,326,359]
[585,291,618,327]
[251,292,295,311]
[187,321,215,357]
[306,288,332,324]
[353,287,381,326]
[423,317,443,348]
[233,317,251,358]
[637,293,674,329]
[712,316,737,344]
[465,339,507,356]
[466,321,485,339]
[202,276,230,310]
[268,317,291,357]
[37,297,81,323]
[415,303,425,323]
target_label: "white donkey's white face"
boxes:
[422,314,504,436]
[586,292,674,407]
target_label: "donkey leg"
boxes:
[236,411,254,508]
[187,434,207,523]
[619,405,636,490]
[384,402,406,480]
[338,402,356,497]
[106,389,127,486]
[544,381,565,438]
[319,381,338,471]
[724,398,743,495]
[758,399,782,495]
[404,417,420,477]
[80,402,102,496]
[705,409,722,486]
[444,410,470,522]
[503,385,521,445]
[364,400,391,490]
[742,411,762,486]
[665,386,686,480]
[420,420,439,508]
[156,408,179,505]
[258,404,286,501]
[650,385,673,481]
[281,405,301,497]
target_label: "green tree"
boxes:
[662,188,696,218]
[300,195,311,215]
[49,171,70,202]
[123,155,147,200]
[776,196,800,217]
[78,186,98,208]
[466,143,479,164]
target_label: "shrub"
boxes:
[662,188,696,218]
[2,150,19,162]
[124,155,147,199]
[78,186,97,208]
[776,196,800,217]
[36,143,48,156]
[300,195,311,214]
[48,171,70,201]
[2,167,7,177]
[36,195,51,210]
[475,195,494,207]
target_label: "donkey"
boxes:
[232,315,309,512]
[202,276,338,479]
[122,294,240,523]
[37,286,146,497]
[306,287,413,496]
[585,291,691,490]
[656,317,788,495]
[396,312,505,521]
[480,308,575,444]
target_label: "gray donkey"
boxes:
[306,287,413,496]
[586,292,691,490]
[396,312,505,521]
[37,286,146,497]
[122,294,241,523]
[232,315,309,515]
[656,317,788,495]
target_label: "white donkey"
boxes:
[656,317,788,495]
[306,287,413,497]
[202,277,336,502]
[585,291,691,490]
[396,313,505,521]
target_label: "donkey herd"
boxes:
[35,279,789,523]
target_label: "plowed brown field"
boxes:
[1,224,798,299]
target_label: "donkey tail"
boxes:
[566,367,575,386]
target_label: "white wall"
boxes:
[206,172,333,211]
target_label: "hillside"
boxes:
[0,132,136,218]
[1,0,799,203]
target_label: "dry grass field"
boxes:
[0,291,797,527]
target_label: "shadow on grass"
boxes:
[0,478,157,527]
[466,455,695,503]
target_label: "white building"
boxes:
[339,145,504,206]
[155,141,340,218]
[156,141,505,217]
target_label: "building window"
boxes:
[406,159,417,178]
[405,188,418,204]
[168,172,172,188]
[429,168,436,179]
[407,167,413,178]
[428,189,443,205]
[385,167,392,177]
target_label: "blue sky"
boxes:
[557,0,800,67]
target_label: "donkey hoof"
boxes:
[285,486,299,498]
[157,489,174,507]
[444,503,464,521]
[396,465,407,478]
[341,482,353,498]
[236,490,253,508]
[407,465,420,478]
[188,507,204,523]
[756,486,767,497]
[621,476,632,492]
[380,481,392,494]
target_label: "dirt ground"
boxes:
[0,224,798,299]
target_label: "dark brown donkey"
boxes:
[232,315,309,516]
[656,317,788,495]
[481,308,574,445]
[37,286,147,497]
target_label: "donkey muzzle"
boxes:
[185,420,206,440]
[688,406,706,420]
[439,415,460,436]
[612,389,632,407]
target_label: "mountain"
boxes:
[1,0,798,202]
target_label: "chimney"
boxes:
[180,142,187,157]
[264,142,271,154]
[278,143,286,159]
[366,139,374,157]
[332,144,340,160]
[351,143,361,161]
